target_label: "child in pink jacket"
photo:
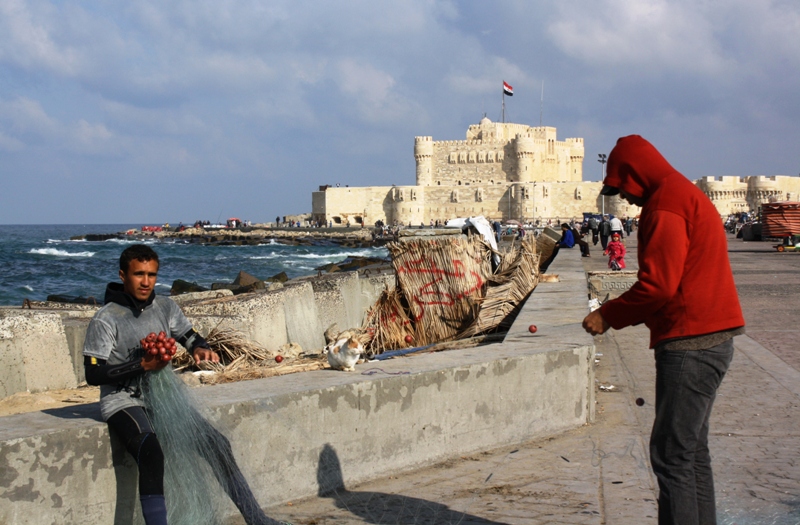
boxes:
[604,232,626,270]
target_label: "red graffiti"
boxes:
[397,257,484,321]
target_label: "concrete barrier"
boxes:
[0,272,395,397]
[0,313,78,397]
[0,250,594,525]
[587,270,638,300]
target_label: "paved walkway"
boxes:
[248,234,800,525]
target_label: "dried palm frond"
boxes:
[387,233,492,345]
[360,287,414,357]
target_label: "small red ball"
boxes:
[528,325,538,334]
[275,355,284,363]
[404,335,413,344]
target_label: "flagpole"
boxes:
[540,80,544,126]
[502,91,505,123]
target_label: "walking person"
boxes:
[599,215,612,250]
[588,215,599,245]
[609,214,624,237]
[582,135,744,525]
[604,232,625,270]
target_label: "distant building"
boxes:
[695,175,800,216]
[312,117,796,226]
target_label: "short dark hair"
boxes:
[120,245,159,272]
[561,223,570,229]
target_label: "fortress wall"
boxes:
[430,142,513,186]
[0,246,595,525]
[314,186,393,225]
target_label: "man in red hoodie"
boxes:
[582,136,744,525]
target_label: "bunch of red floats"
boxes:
[140,331,178,362]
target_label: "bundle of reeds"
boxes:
[387,233,492,345]
[172,325,271,372]
[360,287,414,357]
[459,235,540,337]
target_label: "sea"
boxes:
[0,224,388,307]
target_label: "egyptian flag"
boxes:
[503,81,514,96]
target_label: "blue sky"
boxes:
[1,0,798,224]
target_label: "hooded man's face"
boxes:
[619,189,647,207]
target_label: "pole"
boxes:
[598,153,607,216]
[502,92,505,123]
[540,80,544,127]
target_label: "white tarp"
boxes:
[446,216,500,267]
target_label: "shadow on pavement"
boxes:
[316,444,509,525]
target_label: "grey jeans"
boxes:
[650,339,734,525]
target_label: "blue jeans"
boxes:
[650,339,734,525]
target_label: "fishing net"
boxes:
[139,367,282,525]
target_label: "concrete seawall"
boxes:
[0,271,395,397]
[0,253,594,525]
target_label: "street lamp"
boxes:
[597,153,607,215]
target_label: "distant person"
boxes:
[83,245,285,525]
[572,224,590,257]
[610,215,624,237]
[540,223,574,272]
[582,135,744,525]
[604,232,625,270]
[599,215,612,250]
[588,216,599,245]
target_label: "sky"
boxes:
[1,0,798,225]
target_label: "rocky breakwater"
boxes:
[154,226,384,248]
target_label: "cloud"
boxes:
[0,0,798,223]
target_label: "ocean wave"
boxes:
[29,248,96,257]
[104,238,144,244]
[23,285,33,291]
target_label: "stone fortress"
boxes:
[312,117,800,226]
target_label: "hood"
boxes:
[602,135,680,199]
[104,282,155,317]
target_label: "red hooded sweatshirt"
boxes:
[599,135,744,348]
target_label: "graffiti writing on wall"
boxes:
[397,257,484,321]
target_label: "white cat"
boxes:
[324,337,363,371]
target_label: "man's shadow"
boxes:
[316,444,509,525]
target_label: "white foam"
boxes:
[23,285,33,292]
[29,248,95,257]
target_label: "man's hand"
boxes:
[582,309,610,336]
[141,353,170,372]
[192,347,220,364]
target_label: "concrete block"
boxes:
[282,282,325,353]
[0,313,77,396]
[587,270,638,300]
[62,318,90,384]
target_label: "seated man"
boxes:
[540,223,574,272]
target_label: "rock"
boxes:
[266,271,289,283]
[324,323,339,345]
[279,342,303,358]
[46,294,102,305]
[233,271,261,287]
[171,279,209,295]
